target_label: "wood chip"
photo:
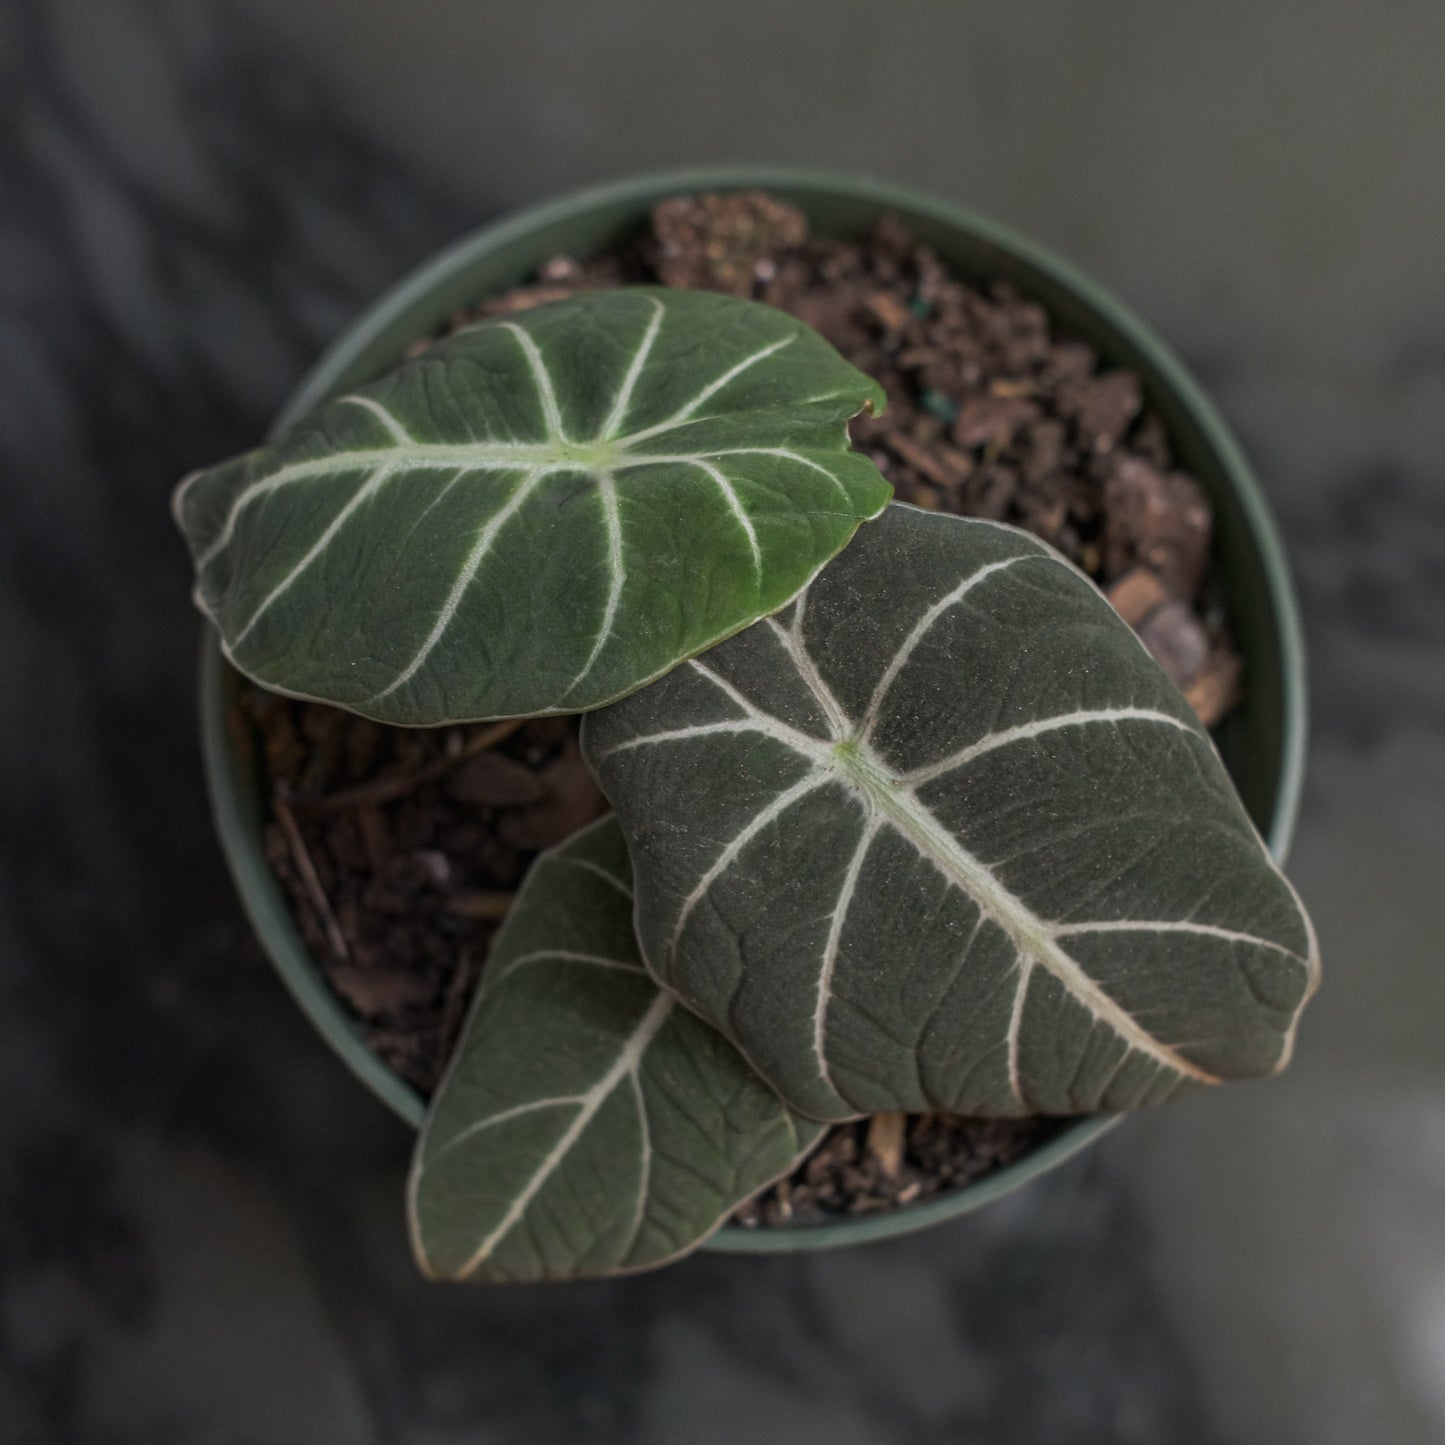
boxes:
[1103,456,1212,599]
[1137,601,1211,688]
[1185,648,1245,728]
[447,751,549,807]
[896,346,936,371]
[887,432,972,490]
[437,948,482,1059]
[273,798,348,961]
[866,1111,906,1179]
[864,291,914,333]
[445,890,515,922]
[1020,417,1068,484]
[472,284,585,318]
[357,807,391,874]
[1059,370,1142,452]
[953,392,1040,449]
[1106,567,1170,627]
[497,739,609,850]
[327,959,433,1017]
[317,717,524,811]
[988,377,1037,398]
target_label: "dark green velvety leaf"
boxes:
[406,818,824,1283]
[583,503,1320,1122]
[173,288,890,724]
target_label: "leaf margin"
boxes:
[174,287,893,727]
[582,502,1322,1122]
[405,814,827,1284]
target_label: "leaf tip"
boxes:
[854,374,887,421]
[170,468,202,529]
[404,1165,449,1283]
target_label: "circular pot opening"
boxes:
[200,167,1307,1253]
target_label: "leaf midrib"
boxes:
[447,990,676,1278]
[829,738,1221,1085]
[672,644,1225,1090]
[191,441,851,580]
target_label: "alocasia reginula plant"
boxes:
[175,288,1319,1283]
[407,817,825,1283]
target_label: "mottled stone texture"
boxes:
[4,1,1444,1442]
[0,4,1215,1440]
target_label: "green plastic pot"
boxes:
[199,166,1307,1254]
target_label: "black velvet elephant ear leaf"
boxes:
[173,288,889,724]
[406,818,825,1284]
[583,503,1320,1124]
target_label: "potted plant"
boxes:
[184,168,1318,1281]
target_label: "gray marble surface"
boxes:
[2,1,1441,1441]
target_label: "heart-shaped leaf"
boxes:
[174,288,890,724]
[584,504,1320,1122]
[407,817,824,1282]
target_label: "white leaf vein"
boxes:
[500,322,568,443]
[813,817,880,1092]
[372,464,548,703]
[669,770,833,962]
[597,717,815,761]
[230,463,393,648]
[193,445,558,572]
[689,460,761,575]
[685,660,833,764]
[860,554,1042,741]
[615,448,852,505]
[623,1069,652,1260]
[563,472,625,695]
[902,707,1199,786]
[564,857,635,900]
[599,297,665,441]
[620,336,795,445]
[455,991,674,1278]
[765,610,849,741]
[1052,919,1310,964]
[1005,954,1035,1107]
[427,1096,585,1170]
[489,948,647,994]
[339,394,414,443]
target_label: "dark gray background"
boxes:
[2,1,1441,1441]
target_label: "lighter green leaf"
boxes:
[406,818,824,1283]
[583,504,1320,1122]
[173,289,890,724]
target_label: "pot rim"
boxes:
[199,164,1307,1254]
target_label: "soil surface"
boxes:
[248,696,607,1092]
[246,191,1240,1225]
